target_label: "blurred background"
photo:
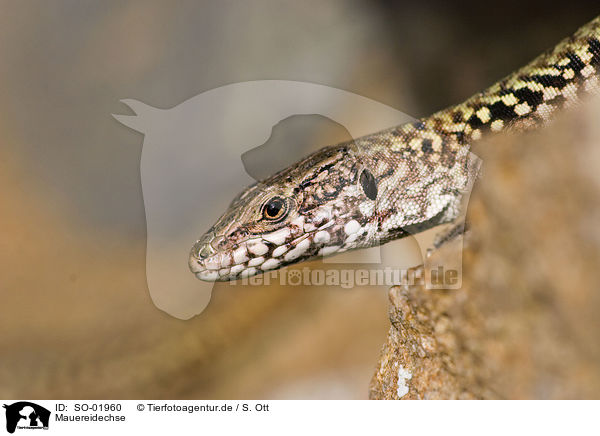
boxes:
[1,1,598,399]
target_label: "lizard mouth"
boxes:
[189,222,354,282]
[189,232,305,282]
[190,219,370,282]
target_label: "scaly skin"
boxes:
[190,16,600,282]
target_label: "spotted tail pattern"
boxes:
[190,16,600,282]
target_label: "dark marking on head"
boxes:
[421,138,433,154]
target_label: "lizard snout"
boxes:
[190,232,216,260]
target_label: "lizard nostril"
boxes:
[192,232,216,259]
[198,244,214,259]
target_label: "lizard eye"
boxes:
[262,196,288,221]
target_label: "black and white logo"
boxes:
[3,402,50,434]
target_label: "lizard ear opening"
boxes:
[359,169,378,200]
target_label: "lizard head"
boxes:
[189,125,472,282]
[189,141,382,281]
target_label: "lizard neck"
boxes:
[436,16,600,141]
[386,15,600,165]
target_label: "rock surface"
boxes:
[370,100,600,399]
